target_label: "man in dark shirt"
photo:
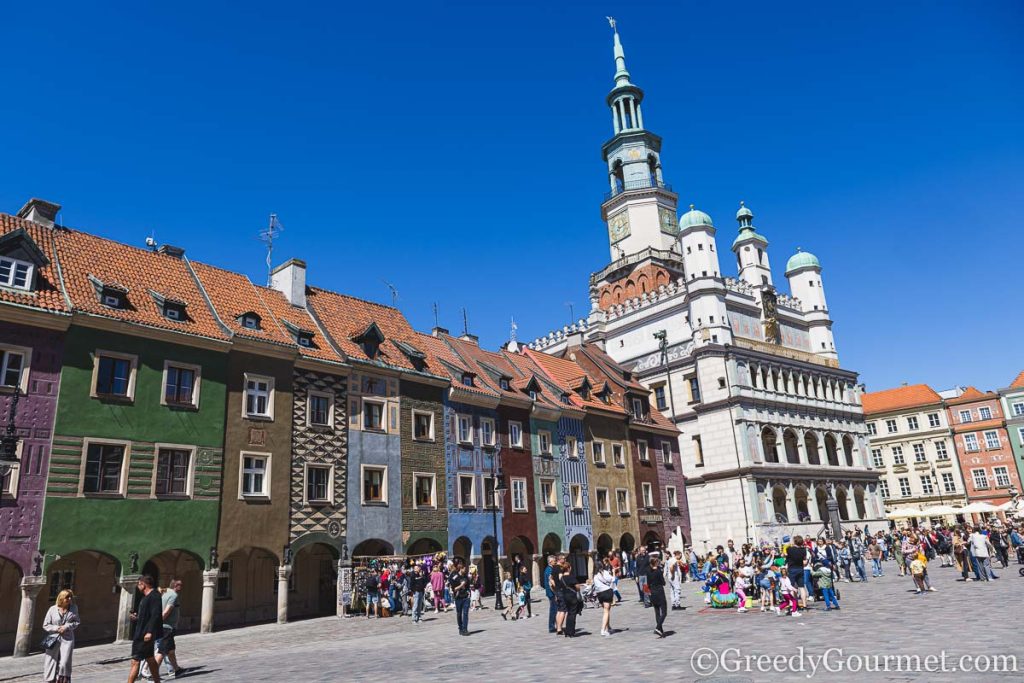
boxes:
[450,565,471,636]
[127,574,163,683]
[364,569,380,618]
[409,564,428,623]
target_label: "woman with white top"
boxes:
[42,589,80,683]
[593,558,616,636]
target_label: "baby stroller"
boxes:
[579,582,601,609]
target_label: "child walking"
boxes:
[812,560,840,610]
[734,568,749,613]
[779,567,801,617]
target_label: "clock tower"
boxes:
[601,19,680,261]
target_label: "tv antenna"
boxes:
[566,301,575,323]
[258,213,284,286]
[462,307,470,336]
[510,316,518,343]
[382,280,399,307]
[433,303,440,329]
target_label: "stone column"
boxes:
[586,552,595,578]
[13,576,46,657]
[628,98,638,129]
[531,554,542,589]
[115,574,141,643]
[785,483,800,525]
[200,569,219,634]
[636,103,644,130]
[276,565,291,624]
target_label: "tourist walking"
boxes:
[451,565,471,635]
[785,535,809,609]
[869,538,884,577]
[812,560,840,611]
[127,575,163,683]
[410,564,428,623]
[544,555,558,633]
[517,563,533,618]
[647,554,668,637]
[429,565,446,613]
[501,574,516,620]
[668,550,684,609]
[42,589,79,683]
[559,559,580,637]
[593,558,616,636]
[969,526,998,580]
[365,568,381,618]
[146,577,184,680]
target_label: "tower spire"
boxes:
[607,17,632,87]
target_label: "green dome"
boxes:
[679,205,713,230]
[785,249,821,275]
[732,227,768,250]
[736,204,753,220]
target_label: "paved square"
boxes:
[1,563,1020,682]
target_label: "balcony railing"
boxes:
[605,177,673,201]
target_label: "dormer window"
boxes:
[0,257,32,290]
[352,322,386,361]
[282,319,315,349]
[394,340,427,371]
[149,290,187,322]
[102,293,123,308]
[631,398,645,418]
[297,334,313,347]
[499,378,511,391]
[462,373,474,387]
[164,306,182,320]
[561,393,570,404]
[529,390,537,400]
[238,312,262,330]
[88,275,129,310]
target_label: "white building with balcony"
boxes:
[528,22,884,546]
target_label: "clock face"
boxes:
[659,207,678,235]
[608,212,630,242]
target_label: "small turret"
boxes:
[731,201,772,287]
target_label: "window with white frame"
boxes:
[570,483,583,509]
[215,560,232,599]
[93,352,137,399]
[867,422,877,436]
[935,441,949,459]
[457,414,473,444]
[958,409,972,423]
[163,362,200,407]
[566,435,578,459]
[592,441,605,465]
[82,442,126,494]
[941,472,956,492]
[878,480,890,499]
[993,466,1011,487]
[964,433,979,452]
[631,397,644,418]
[927,413,940,427]
[654,385,667,411]
[612,443,624,467]
[0,256,33,290]
[458,474,475,508]
[511,477,527,511]
[979,406,992,420]
[615,488,630,515]
[540,478,556,509]
[362,399,384,431]
[971,468,989,489]
[637,440,649,462]
[666,485,678,508]
[244,374,274,418]
[913,443,926,462]
[483,476,497,508]
[661,441,673,466]
[413,410,434,440]
[983,430,1000,449]
[509,421,523,448]
[920,475,934,495]
[305,465,332,504]
[0,347,27,390]
[898,477,911,497]
[641,482,654,508]
[414,473,435,508]
[362,465,387,504]
[1019,426,1024,446]
[907,416,919,431]
[539,430,552,455]
[871,448,883,468]
[480,418,495,447]
[1013,402,1024,417]
[240,453,270,497]
[307,391,334,427]
[155,447,192,496]
[892,446,905,465]
[885,419,898,434]
[596,487,610,514]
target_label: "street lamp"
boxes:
[0,389,22,511]
[490,469,507,610]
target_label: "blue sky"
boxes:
[2,1,1021,392]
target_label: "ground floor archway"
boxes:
[568,534,589,579]
[141,549,204,633]
[0,557,22,654]
[406,538,443,557]
[480,536,498,596]
[619,533,635,553]
[541,532,561,558]
[289,543,338,621]
[214,546,278,629]
[36,550,119,645]
[350,538,395,559]
[452,536,472,565]
[596,533,614,559]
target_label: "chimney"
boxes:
[158,244,185,259]
[16,198,61,228]
[431,326,450,337]
[271,258,307,308]
[459,333,479,345]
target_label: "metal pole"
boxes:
[491,464,504,611]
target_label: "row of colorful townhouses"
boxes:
[862,378,1024,522]
[0,199,690,656]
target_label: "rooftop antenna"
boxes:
[566,302,575,323]
[432,303,440,328]
[382,280,399,307]
[258,213,284,286]
[510,316,518,343]
[462,307,470,336]
[145,231,157,251]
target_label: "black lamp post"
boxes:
[490,469,507,610]
[0,389,22,510]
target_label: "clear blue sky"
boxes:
[3,1,1021,392]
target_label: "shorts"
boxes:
[367,592,380,604]
[131,638,155,661]
[156,629,176,654]
[789,569,805,589]
[597,589,614,604]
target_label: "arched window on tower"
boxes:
[611,160,625,194]
[647,154,660,186]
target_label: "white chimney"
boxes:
[271,258,307,308]
[16,198,61,228]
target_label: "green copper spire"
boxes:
[607,16,632,87]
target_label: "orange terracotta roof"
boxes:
[0,213,69,314]
[502,350,575,410]
[189,261,292,346]
[861,384,942,414]
[55,229,229,341]
[257,286,344,364]
[307,287,442,376]
[414,332,497,398]
[525,348,626,414]
[1011,371,1024,389]
[445,337,527,402]
[945,386,997,406]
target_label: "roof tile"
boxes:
[0,214,70,314]
[861,384,942,414]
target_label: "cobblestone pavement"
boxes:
[2,563,1020,682]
